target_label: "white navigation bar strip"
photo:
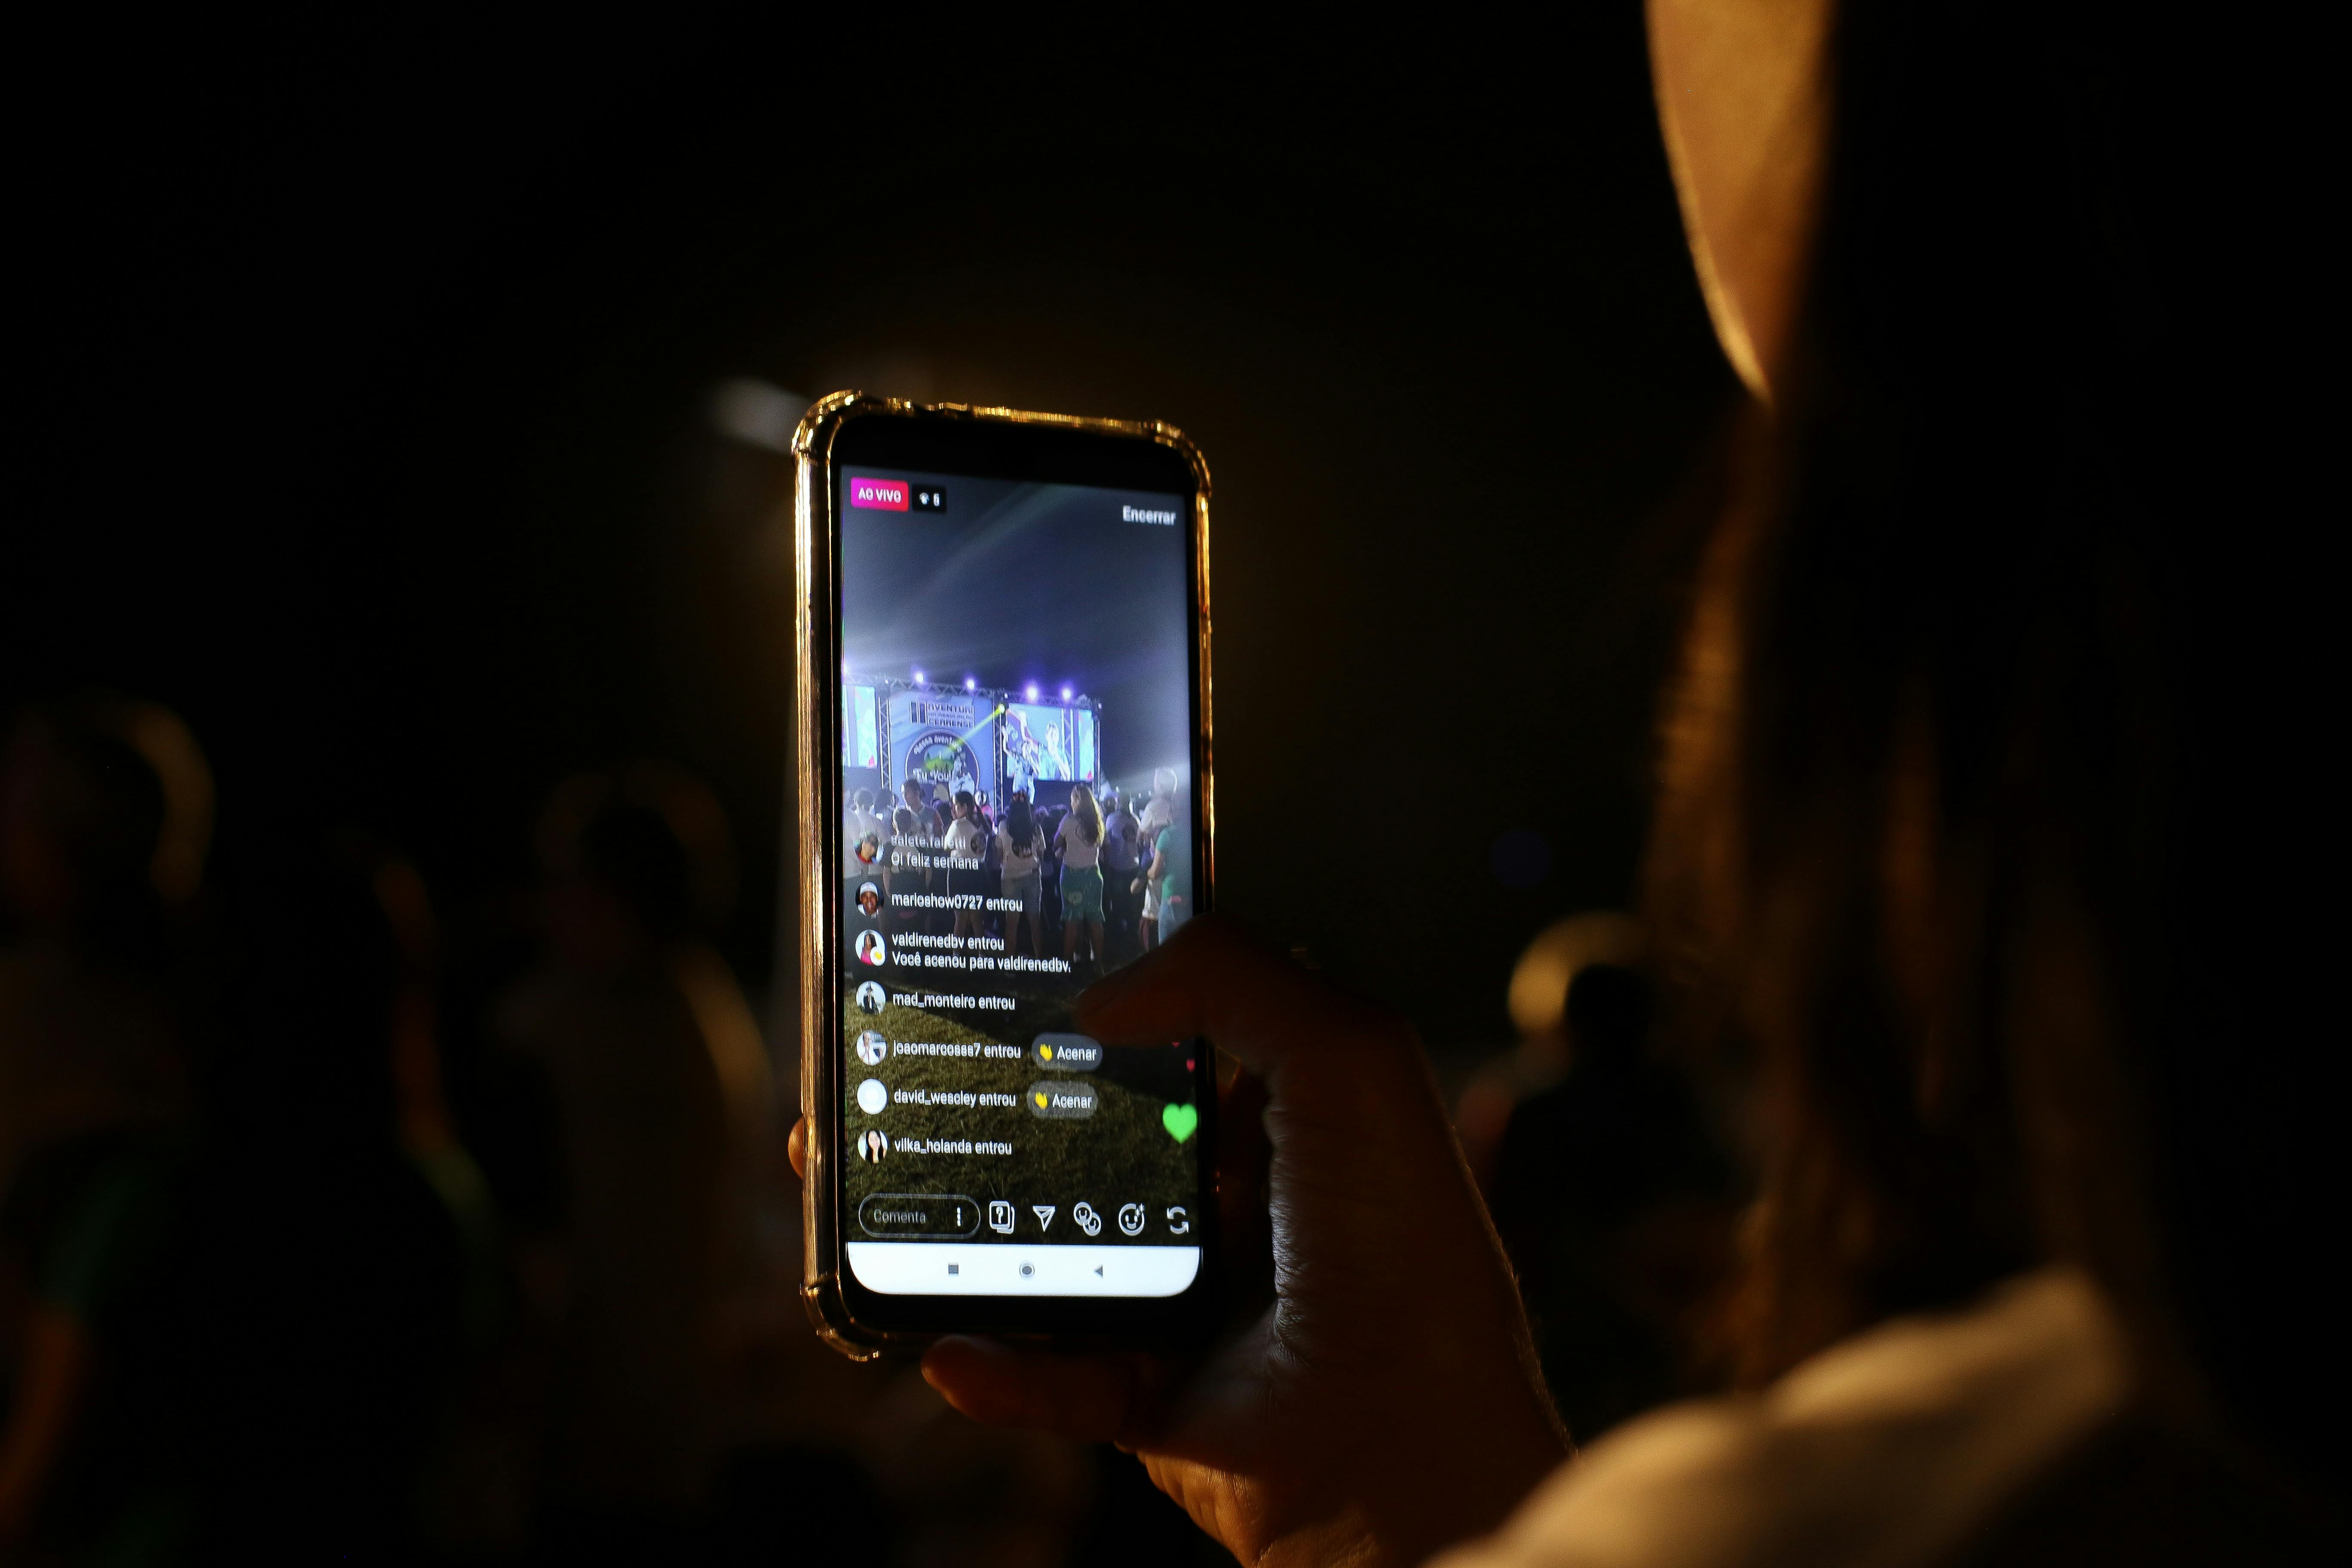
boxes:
[848,1242,1200,1297]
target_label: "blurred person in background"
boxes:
[946,790,988,949]
[9,836,478,1560]
[885,804,928,940]
[1487,963,1732,1444]
[1139,779,1190,943]
[1453,912,1648,1188]
[493,766,779,1557]
[997,793,1046,961]
[1038,802,1066,946]
[845,787,884,920]
[1056,784,1106,971]
[864,1,2343,1563]
[0,699,199,1207]
[1101,789,1140,961]
[1134,769,1178,951]
[0,697,202,1561]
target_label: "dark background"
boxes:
[7,14,1736,1047]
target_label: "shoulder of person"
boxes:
[1432,1268,2141,1568]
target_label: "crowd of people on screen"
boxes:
[840,766,1191,970]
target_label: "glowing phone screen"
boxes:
[836,470,1202,1297]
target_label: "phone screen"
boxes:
[834,465,1205,1300]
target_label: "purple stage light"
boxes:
[1060,685,1072,701]
[1025,683,1038,700]
[965,676,977,690]
[913,669,926,685]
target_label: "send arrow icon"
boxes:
[1032,1205,1056,1231]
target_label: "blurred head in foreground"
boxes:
[1645,0,2323,1484]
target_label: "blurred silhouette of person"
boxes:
[1101,790,1140,959]
[0,698,204,1559]
[495,766,776,1549]
[1455,913,1648,1188]
[1488,964,1732,1442]
[944,790,987,947]
[1057,784,1106,968]
[996,795,1045,960]
[0,699,197,1205]
[2,837,475,1559]
[1139,779,1190,946]
[1135,769,1178,949]
[880,4,2345,1563]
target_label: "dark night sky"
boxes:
[8,14,1737,1044]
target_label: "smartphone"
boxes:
[791,392,1218,1358]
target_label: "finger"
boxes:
[1077,917,1403,1078]
[787,1117,807,1180]
[920,1338,1153,1445]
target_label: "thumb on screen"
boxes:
[1075,919,1402,1078]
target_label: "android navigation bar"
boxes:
[847,1241,1201,1296]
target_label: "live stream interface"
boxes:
[836,467,1201,1297]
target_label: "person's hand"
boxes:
[917,919,1567,1567]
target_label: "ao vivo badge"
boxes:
[848,475,910,510]
[792,393,1217,1359]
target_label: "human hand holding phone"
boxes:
[799,919,1569,1568]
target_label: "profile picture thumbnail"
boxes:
[856,882,882,918]
[856,1031,889,1066]
[855,929,888,967]
[854,980,886,1015]
[856,1129,890,1163]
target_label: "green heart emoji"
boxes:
[1161,1102,1200,1143]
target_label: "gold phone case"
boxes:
[789,391,1215,1360]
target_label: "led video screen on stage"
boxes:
[843,684,880,769]
[885,688,997,807]
[1004,702,1094,790]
